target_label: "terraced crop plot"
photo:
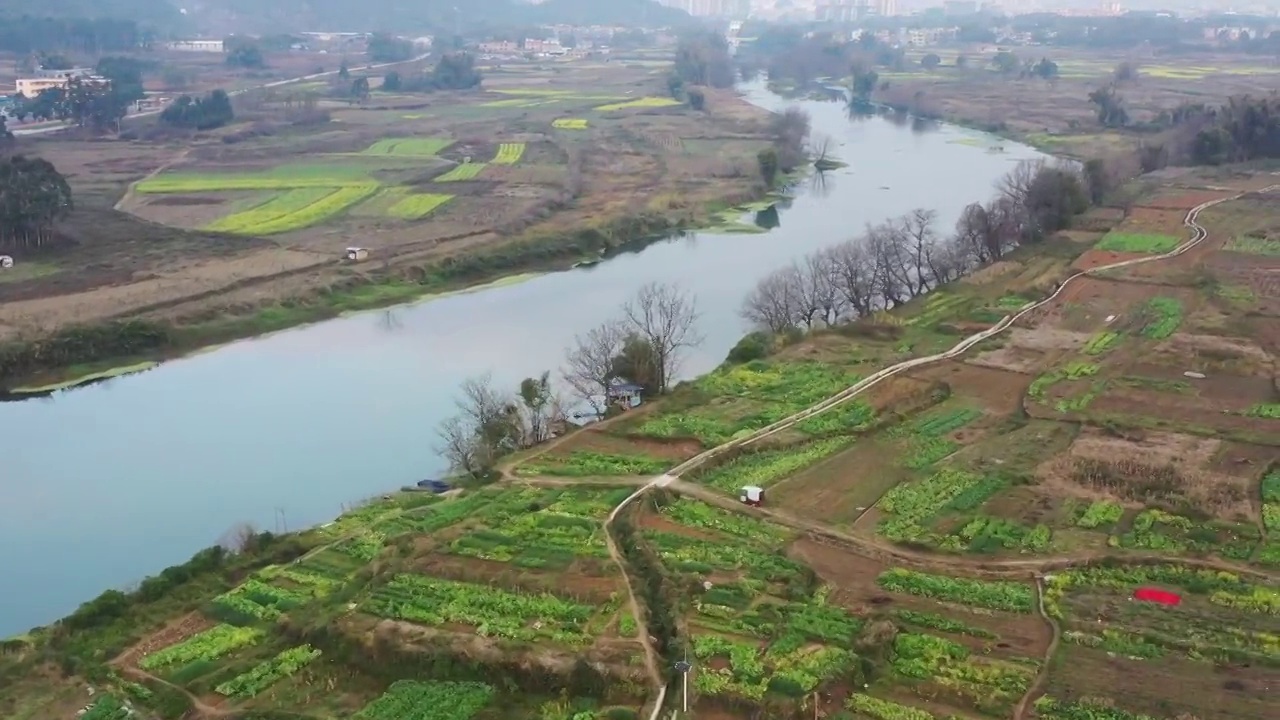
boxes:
[387,192,454,220]
[211,579,313,623]
[365,575,599,645]
[353,680,494,720]
[644,502,862,702]
[877,568,1036,613]
[138,624,263,671]
[434,163,486,182]
[626,360,861,445]
[206,184,378,234]
[515,450,668,477]
[692,436,853,493]
[215,644,321,698]
[1225,236,1280,256]
[1095,232,1182,253]
[362,137,452,156]
[492,143,525,165]
[594,97,683,111]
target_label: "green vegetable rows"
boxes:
[139,624,263,670]
[354,680,494,720]
[215,645,321,698]
[877,568,1035,613]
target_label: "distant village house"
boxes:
[167,39,225,52]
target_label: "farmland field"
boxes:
[1095,232,1182,253]
[594,97,683,111]
[207,184,379,234]
[434,163,486,182]
[387,193,454,220]
[492,143,525,165]
[362,137,452,156]
[553,118,589,129]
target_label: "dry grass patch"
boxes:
[1036,428,1253,520]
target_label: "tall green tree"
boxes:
[0,155,73,250]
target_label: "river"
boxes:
[0,83,1045,637]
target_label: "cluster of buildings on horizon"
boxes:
[657,0,1279,18]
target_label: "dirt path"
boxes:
[114,148,191,212]
[602,485,665,695]
[111,663,232,718]
[1014,576,1062,720]
[665,480,1280,582]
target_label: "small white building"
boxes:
[167,39,225,52]
[16,77,68,98]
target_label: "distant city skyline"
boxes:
[655,0,1280,18]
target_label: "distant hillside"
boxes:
[526,0,693,27]
[1,0,185,29]
[184,0,691,34]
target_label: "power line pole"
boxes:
[674,656,692,715]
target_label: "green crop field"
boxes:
[387,192,454,220]
[206,184,377,235]
[492,142,525,165]
[553,118,588,129]
[362,137,452,156]
[629,360,862,445]
[515,450,668,477]
[434,163,486,182]
[693,437,852,493]
[1095,232,1182,253]
[1225,236,1280,256]
[139,625,263,670]
[594,97,683,111]
[354,680,494,720]
[215,645,321,698]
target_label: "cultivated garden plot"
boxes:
[610,359,866,447]
[1039,565,1280,720]
[636,499,868,706]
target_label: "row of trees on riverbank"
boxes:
[435,157,1095,480]
[741,159,1088,333]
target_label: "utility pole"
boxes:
[674,656,692,715]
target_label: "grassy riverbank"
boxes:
[0,193,781,393]
[3,57,778,391]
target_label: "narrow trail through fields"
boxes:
[110,663,232,719]
[589,187,1278,720]
[1014,577,1062,720]
[114,149,191,212]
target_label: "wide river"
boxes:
[0,83,1044,636]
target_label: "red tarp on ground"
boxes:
[1133,587,1182,605]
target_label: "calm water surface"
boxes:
[0,84,1045,636]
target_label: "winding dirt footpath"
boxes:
[1013,577,1063,720]
[597,187,1278,720]
[110,663,232,718]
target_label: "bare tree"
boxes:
[829,238,878,319]
[218,522,260,554]
[435,373,521,479]
[517,371,556,447]
[795,251,842,327]
[436,414,486,478]
[741,267,801,333]
[620,282,703,393]
[562,319,627,415]
[900,208,939,296]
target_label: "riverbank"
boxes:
[0,192,788,394]
[2,58,778,389]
